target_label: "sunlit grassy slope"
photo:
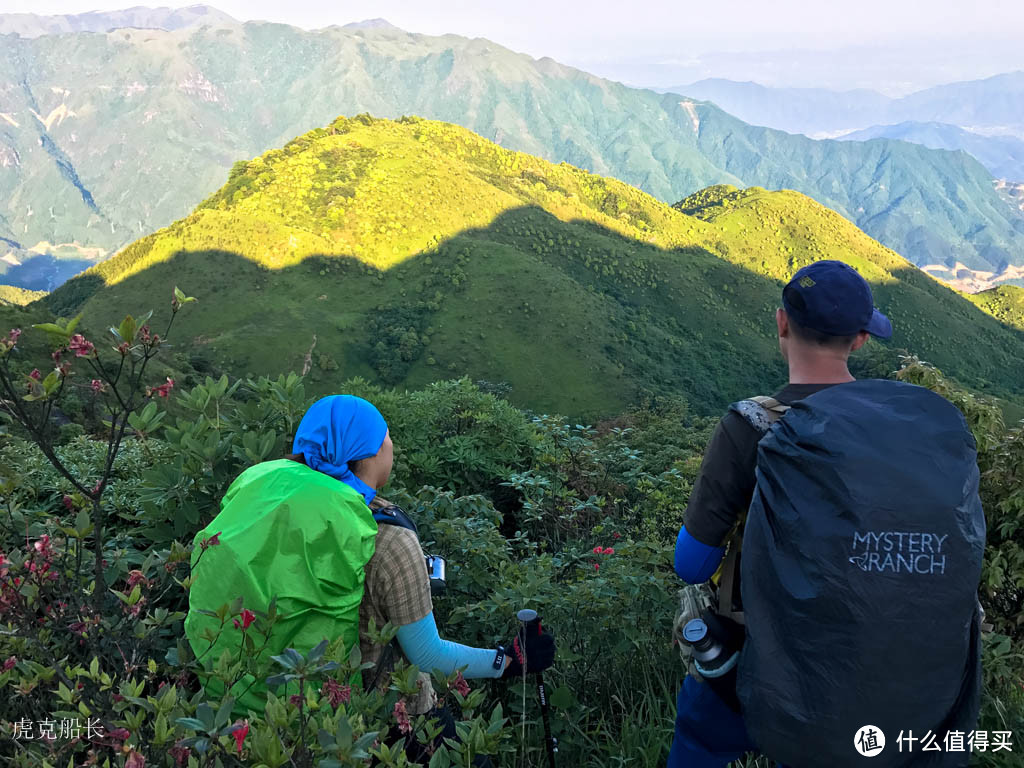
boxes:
[45,116,1024,416]
[967,285,1024,332]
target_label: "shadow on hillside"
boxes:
[42,206,1024,415]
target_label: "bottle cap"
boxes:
[683,618,708,644]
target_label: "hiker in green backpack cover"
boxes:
[669,260,984,767]
[185,394,554,757]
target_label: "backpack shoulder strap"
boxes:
[717,395,791,624]
[732,396,791,434]
[372,503,419,535]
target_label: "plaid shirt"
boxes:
[359,505,436,712]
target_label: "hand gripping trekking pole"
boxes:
[517,608,557,768]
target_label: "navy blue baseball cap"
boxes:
[782,260,892,339]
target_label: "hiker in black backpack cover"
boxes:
[669,260,985,768]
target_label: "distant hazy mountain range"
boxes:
[0,4,236,37]
[675,76,1024,181]
[838,122,1024,182]
[2,10,1024,291]
[675,74,1024,140]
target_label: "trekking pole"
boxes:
[517,608,557,768]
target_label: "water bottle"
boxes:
[682,618,739,677]
[683,617,742,711]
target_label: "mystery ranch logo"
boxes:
[849,531,948,575]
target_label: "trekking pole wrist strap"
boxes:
[492,645,507,671]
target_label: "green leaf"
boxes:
[269,652,297,671]
[174,286,197,305]
[64,314,82,337]
[549,685,576,709]
[335,716,352,749]
[196,701,215,730]
[317,728,337,750]
[154,713,169,744]
[32,322,70,338]
[175,717,206,732]
[306,638,328,664]
[42,370,61,394]
[428,747,452,768]
[118,315,138,345]
[214,696,234,729]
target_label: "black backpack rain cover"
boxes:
[737,380,985,768]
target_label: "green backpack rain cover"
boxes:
[184,459,378,713]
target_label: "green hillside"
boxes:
[46,116,1024,416]
[968,284,1024,331]
[0,283,46,305]
[2,19,1023,290]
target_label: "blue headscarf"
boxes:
[292,395,388,505]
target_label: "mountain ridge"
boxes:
[676,72,1024,139]
[838,121,1024,183]
[0,5,236,37]
[43,115,1024,416]
[2,18,1023,291]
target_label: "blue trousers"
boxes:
[667,675,757,768]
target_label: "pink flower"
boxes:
[51,349,62,363]
[91,379,104,393]
[126,570,149,589]
[123,597,146,618]
[231,720,249,754]
[2,328,21,352]
[289,694,303,708]
[322,678,351,708]
[116,341,130,355]
[592,546,603,555]
[593,562,600,571]
[169,745,190,766]
[29,368,41,380]
[68,334,95,357]
[33,535,52,554]
[453,672,470,697]
[2,656,16,671]
[200,531,222,550]
[603,547,615,555]
[125,750,145,768]
[109,727,130,741]
[612,532,621,539]
[393,699,412,734]
[63,495,75,510]
[233,608,256,630]
[150,377,175,398]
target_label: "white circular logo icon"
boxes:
[854,725,886,756]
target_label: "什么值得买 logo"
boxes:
[854,725,886,756]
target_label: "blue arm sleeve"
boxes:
[395,613,503,679]
[674,524,726,584]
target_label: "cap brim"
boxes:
[864,309,893,340]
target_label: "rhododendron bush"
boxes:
[0,292,1021,767]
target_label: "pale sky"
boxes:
[3,0,1023,92]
